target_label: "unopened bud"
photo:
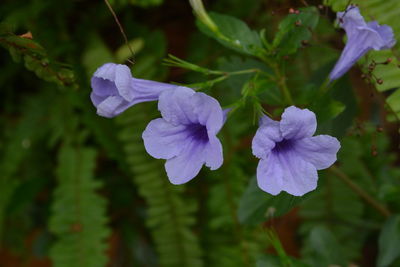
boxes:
[377,79,383,85]
[189,0,218,33]
[385,58,392,64]
[295,20,302,26]
[289,8,295,14]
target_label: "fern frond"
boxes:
[49,146,110,267]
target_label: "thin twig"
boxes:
[103,0,135,65]
[329,165,391,218]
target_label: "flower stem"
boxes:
[261,57,294,105]
[273,64,294,105]
[329,165,391,218]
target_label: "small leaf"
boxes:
[197,12,263,56]
[377,215,400,267]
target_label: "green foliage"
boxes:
[0,25,76,88]
[197,12,263,56]
[117,105,203,267]
[378,215,400,267]
[1,0,400,266]
[0,89,54,238]
[272,7,319,56]
[49,146,110,267]
[303,226,347,266]
[238,177,301,226]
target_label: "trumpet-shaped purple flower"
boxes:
[329,6,396,81]
[91,63,179,118]
[252,106,340,196]
[142,86,225,184]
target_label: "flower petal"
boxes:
[165,139,206,184]
[204,135,223,170]
[256,156,284,196]
[257,151,318,196]
[93,63,118,81]
[96,96,132,118]
[367,22,396,49]
[131,78,179,103]
[192,92,224,134]
[294,135,340,170]
[142,118,189,159]
[338,6,366,36]
[252,115,282,159]
[280,106,316,140]
[91,71,118,98]
[115,64,134,101]
[158,86,197,125]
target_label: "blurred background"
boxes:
[1,0,400,266]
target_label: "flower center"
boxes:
[272,139,294,154]
[187,124,209,143]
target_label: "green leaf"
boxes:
[238,177,301,225]
[303,226,347,266]
[197,12,263,56]
[273,7,319,56]
[377,215,400,267]
[311,96,345,124]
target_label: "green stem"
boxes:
[319,77,335,95]
[272,63,294,105]
[260,56,294,105]
[329,165,391,218]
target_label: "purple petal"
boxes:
[142,118,189,160]
[131,78,179,104]
[96,96,131,118]
[338,7,366,36]
[192,92,224,134]
[257,152,318,196]
[293,135,341,170]
[115,64,135,101]
[93,63,118,81]
[222,108,231,124]
[252,115,282,159]
[91,63,134,101]
[158,87,197,125]
[204,135,223,170]
[280,106,316,140]
[165,139,206,184]
[367,22,396,49]
[91,77,118,98]
[256,156,284,196]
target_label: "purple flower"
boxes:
[142,86,225,184]
[252,106,340,196]
[329,6,396,81]
[91,63,179,118]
